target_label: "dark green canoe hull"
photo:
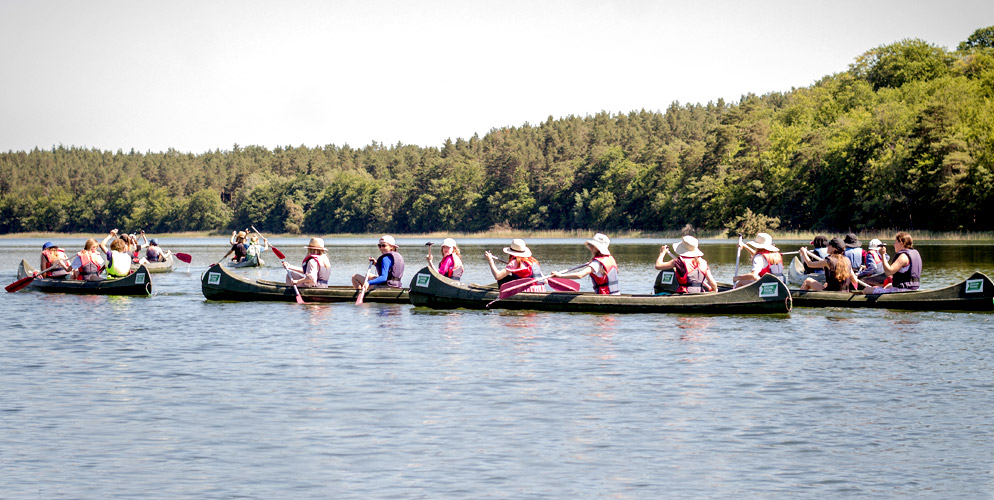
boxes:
[789,272,994,311]
[201,263,409,303]
[407,266,791,314]
[17,260,152,296]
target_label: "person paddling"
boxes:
[428,237,464,281]
[71,238,105,281]
[551,233,620,294]
[99,230,133,278]
[283,237,331,288]
[353,235,405,289]
[485,238,545,292]
[863,232,922,294]
[39,242,72,279]
[144,237,171,263]
[733,232,784,288]
[655,235,717,293]
[799,237,869,291]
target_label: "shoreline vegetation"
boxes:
[3,28,993,237]
[4,229,993,242]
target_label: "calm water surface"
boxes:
[2,237,993,499]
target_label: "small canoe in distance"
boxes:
[16,260,152,296]
[201,263,409,303]
[787,256,824,286]
[407,265,792,314]
[227,256,264,268]
[132,253,174,273]
[789,272,994,311]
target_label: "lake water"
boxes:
[2,236,993,499]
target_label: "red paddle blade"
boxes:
[174,253,193,264]
[5,274,37,293]
[270,245,286,260]
[295,293,306,305]
[355,286,366,305]
[498,278,541,299]
[547,277,580,292]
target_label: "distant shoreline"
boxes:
[3,229,993,242]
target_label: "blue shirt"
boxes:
[367,255,393,285]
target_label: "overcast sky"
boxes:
[2,0,991,154]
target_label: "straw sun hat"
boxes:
[673,235,704,257]
[502,238,532,258]
[304,237,326,252]
[585,233,611,255]
[748,233,779,252]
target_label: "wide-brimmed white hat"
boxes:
[748,232,779,252]
[868,238,883,250]
[305,237,326,251]
[503,238,532,258]
[673,235,704,257]
[441,238,457,248]
[585,233,611,255]
[379,235,397,248]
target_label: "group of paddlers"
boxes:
[795,231,921,293]
[37,229,172,281]
[274,230,923,296]
[215,230,270,267]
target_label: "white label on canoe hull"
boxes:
[207,272,221,285]
[135,273,146,285]
[965,279,983,293]
[416,273,431,288]
[660,271,675,285]
[759,282,779,298]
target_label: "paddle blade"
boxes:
[295,291,306,304]
[547,277,580,292]
[355,288,365,305]
[174,252,192,264]
[270,245,286,260]
[5,274,37,293]
[498,278,541,299]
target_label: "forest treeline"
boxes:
[3,27,994,235]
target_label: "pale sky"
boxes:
[2,0,991,154]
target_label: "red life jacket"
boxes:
[42,250,70,278]
[757,250,784,278]
[675,256,709,293]
[590,255,619,294]
[76,251,102,280]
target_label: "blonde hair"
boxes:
[83,238,99,251]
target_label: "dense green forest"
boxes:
[3,27,993,235]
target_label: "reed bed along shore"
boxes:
[4,229,994,242]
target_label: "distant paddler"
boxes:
[550,233,620,294]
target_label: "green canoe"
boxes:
[17,259,152,296]
[407,265,792,314]
[789,271,994,311]
[201,263,409,303]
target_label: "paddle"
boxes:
[6,265,62,293]
[733,234,743,284]
[355,260,375,305]
[252,225,304,303]
[251,225,285,260]
[497,263,588,300]
[174,253,192,264]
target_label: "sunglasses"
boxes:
[378,243,389,248]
